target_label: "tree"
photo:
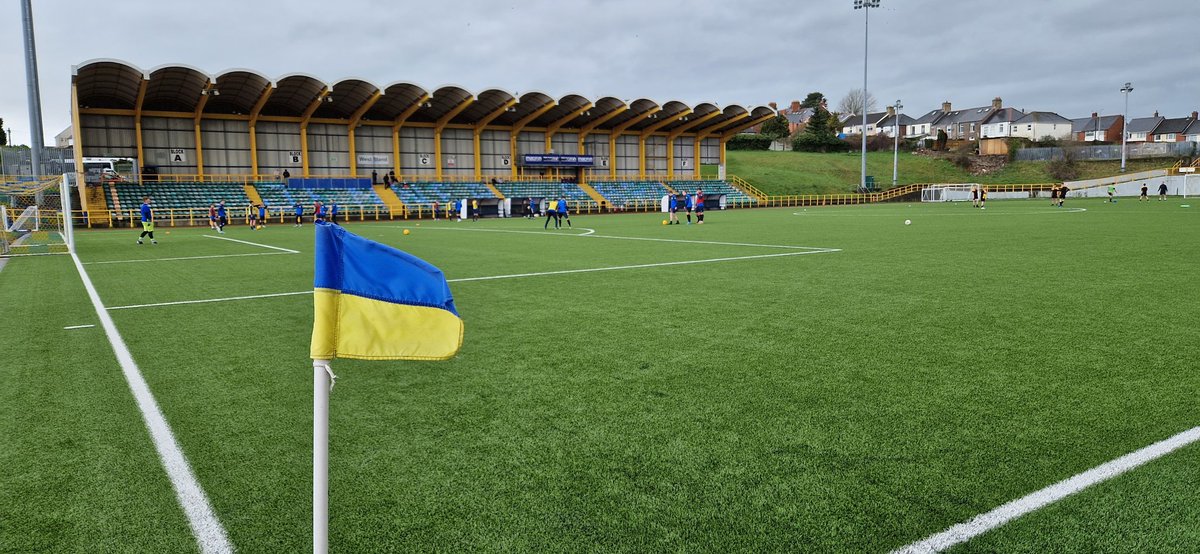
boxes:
[792,100,847,153]
[0,118,6,147]
[837,88,877,118]
[935,129,948,151]
[760,115,790,141]
[800,92,825,110]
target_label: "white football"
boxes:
[904,219,911,225]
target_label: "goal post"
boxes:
[920,184,977,202]
[0,174,72,257]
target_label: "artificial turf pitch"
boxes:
[1,198,1197,553]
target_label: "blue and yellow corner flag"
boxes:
[310,222,463,361]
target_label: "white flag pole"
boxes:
[313,359,336,554]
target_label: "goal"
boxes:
[920,184,977,202]
[0,174,74,257]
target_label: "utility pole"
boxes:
[854,0,880,192]
[21,0,46,177]
[1120,82,1133,173]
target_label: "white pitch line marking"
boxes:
[400,225,836,251]
[892,425,1200,554]
[202,234,299,253]
[84,251,294,265]
[108,290,315,311]
[69,251,233,553]
[62,324,95,330]
[104,249,840,310]
[792,207,1087,217]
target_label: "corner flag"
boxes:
[310,221,463,360]
[309,221,462,554]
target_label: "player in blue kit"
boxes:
[136,196,157,244]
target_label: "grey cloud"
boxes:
[2,0,1197,144]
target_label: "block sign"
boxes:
[287,150,302,164]
[355,153,391,167]
[501,156,511,167]
[169,148,187,163]
[418,154,432,166]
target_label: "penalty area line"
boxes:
[105,248,840,310]
[891,425,1200,554]
[69,250,233,553]
[202,234,299,253]
[83,251,294,265]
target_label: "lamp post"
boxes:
[854,0,880,192]
[1120,82,1133,173]
[20,0,45,177]
[892,100,902,187]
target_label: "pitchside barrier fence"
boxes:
[1014,142,1197,162]
[74,196,753,228]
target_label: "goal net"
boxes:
[920,185,977,202]
[0,174,73,257]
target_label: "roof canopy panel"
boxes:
[260,74,326,117]
[204,70,272,115]
[142,66,210,112]
[313,79,380,119]
[407,85,472,124]
[364,82,430,121]
[454,88,516,124]
[70,63,746,134]
[530,93,590,128]
[73,59,145,110]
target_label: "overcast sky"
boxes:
[2,0,1198,145]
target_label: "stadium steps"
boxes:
[372,184,406,213]
[84,185,109,225]
[576,182,608,205]
[661,182,678,194]
[484,182,505,199]
[244,184,264,205]
[107,184,123,214]
[728,175,768,202]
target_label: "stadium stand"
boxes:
[589,181,674,206]
[670,180,758,204]
[494,181,591,202]
[106,182,250,211]
[255,183,384,208]
[390,182,497,205]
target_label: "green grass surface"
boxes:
[2,199,1198,552]
[717,151,1173,195]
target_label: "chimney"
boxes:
[942,101,952,113]
[791,100,801,113]
[886,105,896,117]
[769,101,778,111]
[1091,112,1098,118]
[1192,111,1198,119]
[1153,110,1159,117]
[992,97,1002,109]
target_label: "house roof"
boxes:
[1153,116,1194,135]
[911,109,944,125]
[877,113,915,126]
[784,108,814,124]
[844,111,889,127]
[1184,119,1200,136]
[1071,115,1121,134]
[1125,116,1164,134]
[1013,111,1071,125]
[981,108,1025,124]
[939,106,996,126]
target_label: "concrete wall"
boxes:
[305,123,350,176]
[200,119,251,175]
[142,116,197,175]
[257,121,302,177]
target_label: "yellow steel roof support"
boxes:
[392,93,430,177]
[544,102,592,152]
[70,83,85,187]
[247,84,274,177]
[434,96,475,180]
[474,98,518,180]
[639,109,687,178]
[347,90,383,178]
[299,88,330,177]
[577,105,628,154]
[607,106,660,178]
[666,110,719,178]
[193,81,214,177]
[508,101,557,177]
[132,79,148,177]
